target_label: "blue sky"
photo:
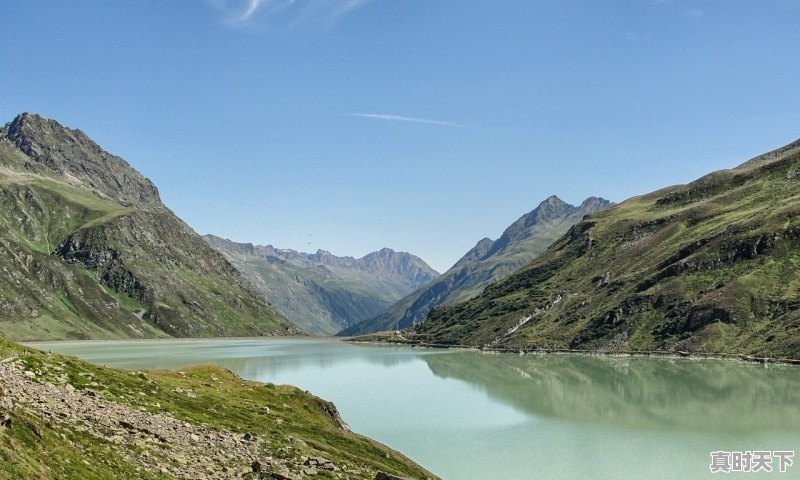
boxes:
[1,1,799,272]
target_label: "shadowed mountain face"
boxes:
[0,113,296,340]
[204,235,439,335]
[414,138,800,359]
[342,196,612,335]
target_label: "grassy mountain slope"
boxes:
[0,339,435,479]
[204,236,439,335]
[413,139,800,359]
[0,113,295,340]
[343,196,611,335]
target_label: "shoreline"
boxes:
[21,335,317,345]
[19,334,800,366]
[343,338,800,366]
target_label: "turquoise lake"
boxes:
[27,338,800,480]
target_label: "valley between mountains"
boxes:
[1,112,798,360]
[1,112,799,480]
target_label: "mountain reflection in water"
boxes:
[423,351,800,433]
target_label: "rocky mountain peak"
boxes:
[359,249,439,285]
[530,195,571,222]
[1,112,160,205]
[482,195,608,259]
[578,196,613,212]
[543,194,566,205]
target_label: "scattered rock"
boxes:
[304,457,335,471]
[284,436,305,446]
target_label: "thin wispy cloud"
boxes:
[236,0,266,23]
[208,0,374,30]
[343,113,466,128]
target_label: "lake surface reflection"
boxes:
[29,338,800,480]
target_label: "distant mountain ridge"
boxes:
[0,113,295,340]
[342,195,612,335]
[204,235,439,335]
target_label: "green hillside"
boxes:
[413,138,800,360]
[0,113,296,340]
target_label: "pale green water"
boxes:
[28,338,800,480]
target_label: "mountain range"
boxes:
[0,113,296,340]
[2,112,798,359]
[410,137,800,359]
[342,196,612,335]
[203,235,439,335]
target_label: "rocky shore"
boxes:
[2,360,297,479]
